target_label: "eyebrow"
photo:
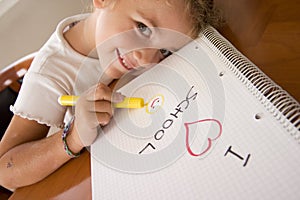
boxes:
[136,10,181,52]
[136,10,158,27]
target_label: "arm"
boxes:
[0,83,121,190]
[0,115,83,190]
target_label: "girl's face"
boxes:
[93,0,193,81]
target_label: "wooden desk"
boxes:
[9,150,92,200]
[215,0,300,102]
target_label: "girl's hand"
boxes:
[72,83,124,147]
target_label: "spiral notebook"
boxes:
[90,27,300,199]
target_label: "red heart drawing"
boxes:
[185,119,222,157]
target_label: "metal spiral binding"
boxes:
[201,26,300,140]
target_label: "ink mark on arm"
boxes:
[6,157,14,168]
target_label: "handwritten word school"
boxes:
[139,86,198,154]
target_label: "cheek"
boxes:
[96,25,153,53]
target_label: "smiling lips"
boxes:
[116,48,134,71]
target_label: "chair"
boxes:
[0,52,36,199]
[0,52,36,139]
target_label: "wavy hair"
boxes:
[87,0,223,38]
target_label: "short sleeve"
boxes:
[10,14,101,129]
[11,72,67,128]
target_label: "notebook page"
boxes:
[91,33,300,200]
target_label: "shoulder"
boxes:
[22,13,101,95]
[31,14,92,73]
[27,14,95,86]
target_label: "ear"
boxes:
[93,0,106,9]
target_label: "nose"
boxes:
[132,48,163,67]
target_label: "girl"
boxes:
[0,0,221,189]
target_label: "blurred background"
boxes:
[0,0,90,69]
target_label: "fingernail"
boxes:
[112,92,125,103]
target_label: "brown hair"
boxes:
[182,0,224,38]
[88,0,223,38]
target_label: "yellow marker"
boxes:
[58,95,144,109]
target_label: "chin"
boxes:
[109,71,125,80]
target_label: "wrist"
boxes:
[62,116,83,158]
[68,123,85,150]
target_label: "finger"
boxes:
[92,100,113,116]
[96,112,112,126]
[82,100,112,117]
[86,83,113,102]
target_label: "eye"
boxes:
[137,22,152,37]
[160,49,172,58]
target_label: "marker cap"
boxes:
[58,95,79,106]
